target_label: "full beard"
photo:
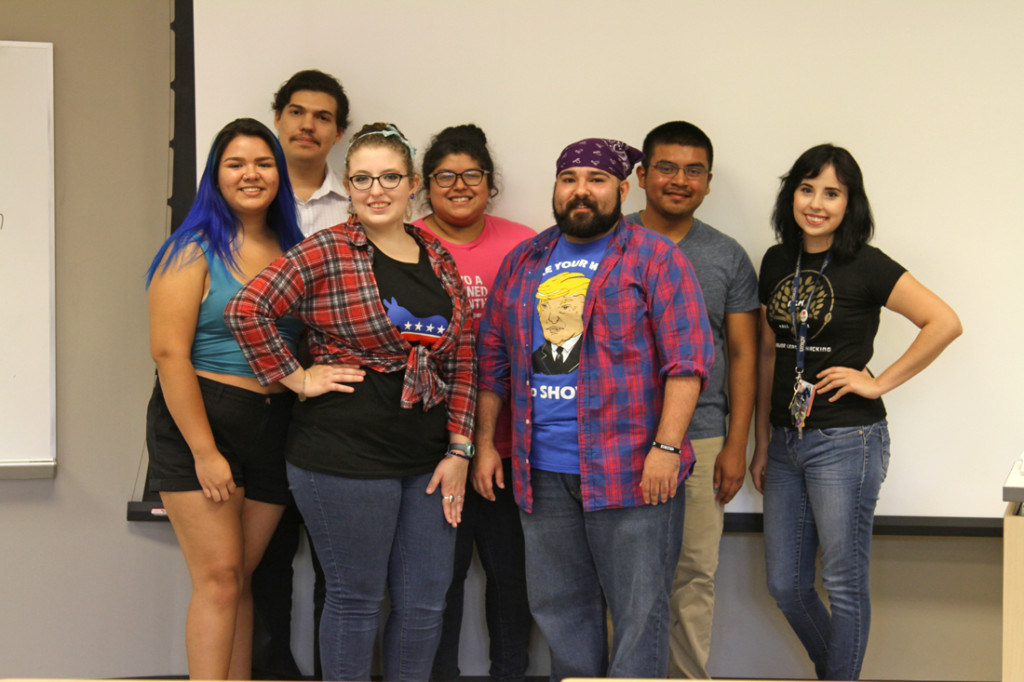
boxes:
[553,192,622,240]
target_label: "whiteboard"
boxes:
[0,41,56,479]
[193,1,1023,519]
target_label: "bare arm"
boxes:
[424,348,479,525]
[426,430,471,528]
[148,247,235,502]
[641,375,701,505]
[471,389,505,502]
[715,309,759,504]
[814,272,962,400]
[750,305,776,495]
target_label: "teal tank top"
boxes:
[190,244,303,377]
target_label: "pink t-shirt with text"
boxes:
[413,214,535,457]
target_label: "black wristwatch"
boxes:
[447,442,476,460]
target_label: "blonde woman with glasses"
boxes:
[226,123,476,681]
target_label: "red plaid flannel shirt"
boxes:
[225,219,476,439]
[477,220,712,511]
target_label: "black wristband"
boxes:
[651,440,682,454]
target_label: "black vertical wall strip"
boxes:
[169,0,196,232]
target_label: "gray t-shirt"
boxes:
[625,213,758,438]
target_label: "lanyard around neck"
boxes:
[789,250,832,377]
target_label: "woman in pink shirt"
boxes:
[414,124,535,682]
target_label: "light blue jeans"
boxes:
[763,421,890,681]
[287,463,455,682]
[520,469,685,682]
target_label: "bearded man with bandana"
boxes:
[474,138,714,681]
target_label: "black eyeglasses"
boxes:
[649,161,708,180]
[348,173,409,191]
[429,169,489,188]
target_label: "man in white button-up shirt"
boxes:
[272,69,350,236]
[252,70,352,680]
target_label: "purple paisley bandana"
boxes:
[555,138,644,180]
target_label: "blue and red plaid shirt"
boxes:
[477,218,712,512]
[225,218,476,439]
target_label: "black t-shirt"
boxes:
[286,242,454,479]
[759,244,906,429]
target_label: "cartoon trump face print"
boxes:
[533,271,590,374]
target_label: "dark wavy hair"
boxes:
[146,118,302,285]
[641,120,714,171]
[771,144,874,261]
[420,124,499,211]
[272,69,350,132]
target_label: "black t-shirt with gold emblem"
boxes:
[759,244,906,429]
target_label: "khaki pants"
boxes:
[669,436,725,679]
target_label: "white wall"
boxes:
[0,1,1009,680]
[710,534,1001,681]
[193,0,1024,520]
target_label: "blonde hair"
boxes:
[537,271,590,299]
[345,122,415,176]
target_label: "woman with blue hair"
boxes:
[145,118,305,679]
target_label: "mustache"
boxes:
[565,197,598,211]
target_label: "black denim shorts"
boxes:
[146,376,294,505]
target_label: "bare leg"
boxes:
[161,489,245,680]
[227,498,286,680]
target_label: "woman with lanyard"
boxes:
[145,118,305,679]
[749,144,961,680]
[225,122,476,682]
[412,123,535,682]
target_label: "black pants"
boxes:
[252,502,326,680]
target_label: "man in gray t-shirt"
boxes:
[626,121,759,679]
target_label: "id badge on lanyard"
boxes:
[788,250,831,438]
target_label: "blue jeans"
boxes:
[763,422,890,681]
[287,463,456,682]
[520,469,684,682]
[431,458,531,682]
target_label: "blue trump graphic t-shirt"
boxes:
[529,231,611,474]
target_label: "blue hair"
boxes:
[146,118,303,286]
